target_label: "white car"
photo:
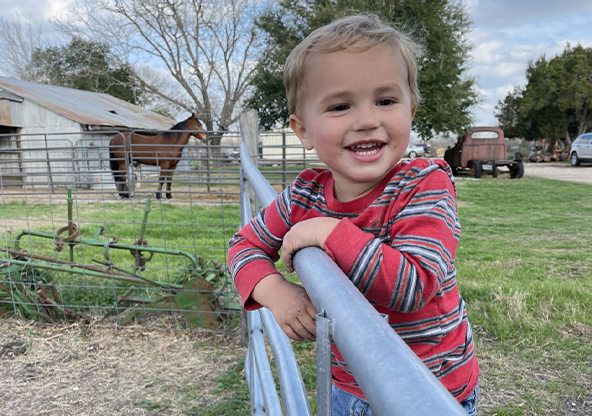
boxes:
[570,133,592,166]
[404,143,426,158]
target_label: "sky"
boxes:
[2,0,592,127]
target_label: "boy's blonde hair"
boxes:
[284,14,422,117]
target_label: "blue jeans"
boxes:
[460,382,479,416]
[331,383,479,416]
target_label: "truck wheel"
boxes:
[570,152,581,166]
[510,161,524,179]
[469,161,482,178]
[408,151,418,159]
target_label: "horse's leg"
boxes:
[155,168,165,200]
[165,170,173,200]
[110,148,128,199]
[117,162,130,198]
[121,159,131,198]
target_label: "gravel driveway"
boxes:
[524,162,592,186]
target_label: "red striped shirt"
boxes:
[229,158,479,402]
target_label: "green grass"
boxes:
[1,200,240,263]
[203,176,592,415]
[2,175,590,414]
[0,199,241,317]
[454,176,592,415]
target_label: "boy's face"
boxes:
[290,45,416,201]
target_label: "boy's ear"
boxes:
[411,105,417,120]
[290,114,314,151]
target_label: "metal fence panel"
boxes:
[238,142,467,416]
[0,130,243,330]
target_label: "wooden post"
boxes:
[238,109,259,347]
[240,109,259,166]
[239,109,260,218]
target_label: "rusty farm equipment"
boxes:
[0,190,238,328]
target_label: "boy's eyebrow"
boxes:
[374,84,405,96]
[318,90,350,104]
[318,83,405,104]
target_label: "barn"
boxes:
[0,77,174,190]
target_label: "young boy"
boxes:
[229,14,479,415]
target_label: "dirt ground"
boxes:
[0,318,244,416]
[523,161,592,186]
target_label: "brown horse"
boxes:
[109,113,207,200]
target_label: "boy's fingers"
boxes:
[280,310,315,341]
[297,314,316,341]
[282,247,294,271]
[283,326,304,342]
[283,255,293,271]
[290,319,316,341]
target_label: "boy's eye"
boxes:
[329,104,349,112]
[377,98,396,106]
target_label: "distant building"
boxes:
[0,77,174,189]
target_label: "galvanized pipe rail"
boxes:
[239,142,467,416]
[239,148,313,416]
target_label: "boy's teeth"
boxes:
[350,143,382,155]
[355,148,379,155]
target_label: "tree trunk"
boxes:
[564,127,572,147]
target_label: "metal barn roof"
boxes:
[0,77,174,130]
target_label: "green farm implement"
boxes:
[0,191,238,328]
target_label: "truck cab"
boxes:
[444,126,524,179]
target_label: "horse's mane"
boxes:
[170,118,189,131]
[163,116,192,139]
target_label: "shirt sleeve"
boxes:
[323,165,460,313]
[228,184,293,310]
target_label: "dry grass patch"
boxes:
[475,329,592,416]
[0,319,244,416]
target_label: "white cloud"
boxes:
[2,0,591,128]
[466,2,592,125]
[471,40,504,64]
[44,0,71,21]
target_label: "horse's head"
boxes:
[186,113,207,142]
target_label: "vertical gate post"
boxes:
[239,110,259,349]
[316,311,332,416]
[240,110,259,165]
[240,109,260,218]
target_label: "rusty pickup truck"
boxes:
[444,126,524,179]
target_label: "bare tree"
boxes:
[0,17,45,81]
[55,0,262,137]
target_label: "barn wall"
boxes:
[259,130,319,161]
[2,99,116,188]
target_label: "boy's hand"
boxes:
[282,217,340,272]
[252,274,317,341]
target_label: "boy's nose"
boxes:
[353,105,379,131]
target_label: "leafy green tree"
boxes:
[494,87,526,139]
[553,45,592,142]
[247,2,312,130]
[28,37,143,104]
[497,45,592,145]
[247,0,480,139]
[521,56,571,142]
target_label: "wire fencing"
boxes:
[0,128,320,331]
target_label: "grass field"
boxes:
[1,174,590,415]
[0,197,242,321]
[202,175,592,416]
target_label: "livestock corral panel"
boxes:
[0,129,244,331]
[0,126,325,330]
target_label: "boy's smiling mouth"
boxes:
[347,142,385,156]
